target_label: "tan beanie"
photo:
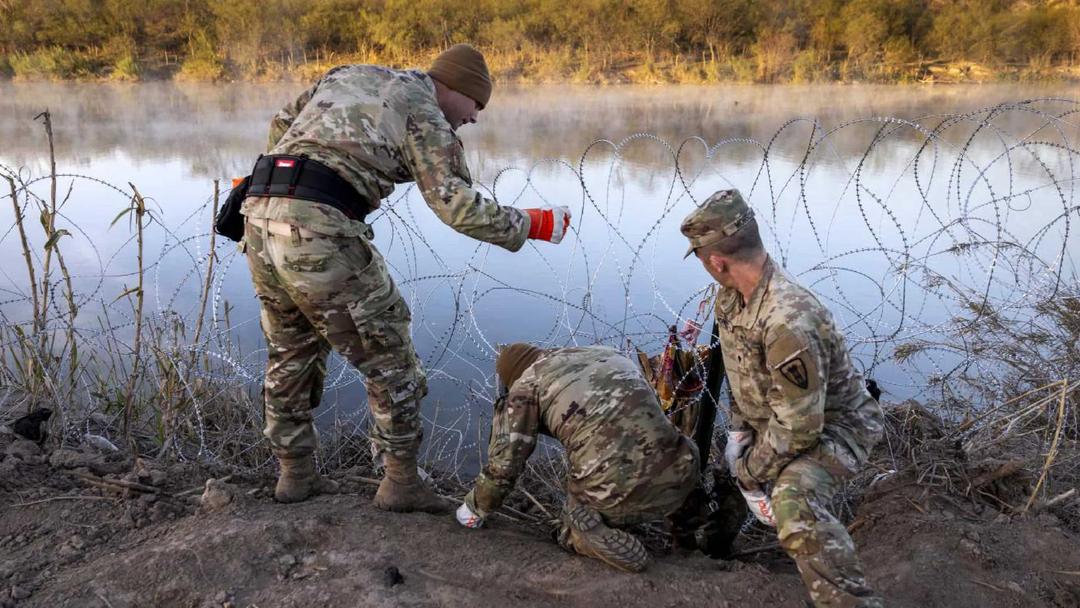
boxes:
[428,44,493,109]
[495,343,545,390]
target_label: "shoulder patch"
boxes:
[766,327,819,394]
[779,358,809,389]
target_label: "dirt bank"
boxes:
[2,430,1079,608]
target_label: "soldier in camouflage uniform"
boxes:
[455,343,700,572]
[241,45,572,511]
[682,190,885,607]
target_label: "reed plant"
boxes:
[0,113,266,466]
[1,107,1076,540]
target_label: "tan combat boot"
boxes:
[372,453,452,513]
[274,453,339,503]
[557,504,649,572]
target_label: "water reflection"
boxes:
[1,83,1077,471]
[3,82,1077,179]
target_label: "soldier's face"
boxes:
[437,87,482,131]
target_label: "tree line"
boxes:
[2,0,1079,83]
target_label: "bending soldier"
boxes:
[456,343,700,572]
[241,45,572,511]
[682,190,885,607]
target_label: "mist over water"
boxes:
[2,82,1077,469]
[3,82,1075,176]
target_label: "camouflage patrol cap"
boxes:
[680,189,755,259]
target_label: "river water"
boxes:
[2,82,1077,468]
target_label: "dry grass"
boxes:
[2,104,1078,545]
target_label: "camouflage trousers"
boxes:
[772,439,882,608]
[243,218,426,459]
[563,436,698,531]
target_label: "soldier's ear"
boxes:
[708,251,727,275]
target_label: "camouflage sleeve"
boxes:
[736,326,826,485]
[400,102,530,252]
[267,80,320,151]
[465,381,541,518]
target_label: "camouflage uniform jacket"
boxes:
[240,64,529,250]
[717,257,883,486]
[466,346,699,518]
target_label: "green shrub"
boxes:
[752,30,796,83]
[880,36,919,82]
[626,53,665,84]
[1019,53,1057,83]
[177,56,225,81]
[2,0,1079,83]
[110,54,140,81]
[9,46,95,80]
[723,54,753,82]
[101,35,140,81]
[670,54,709,84]
[791,50,832,83]
[176,31,225,82]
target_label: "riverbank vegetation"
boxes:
[2,0,1080,84]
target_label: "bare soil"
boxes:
[2,433,1079,608]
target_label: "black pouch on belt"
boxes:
[213,173,252,242]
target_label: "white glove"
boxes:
[456,502,484,529]
[550,206,571,244]
[739,486,777,527]
[724,430,753,476]
[525,206,572,244]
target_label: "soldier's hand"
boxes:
[525,206,571,244]
[738,485,777,527]
[456,502,484,529]
[724,430,753,476]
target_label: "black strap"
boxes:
[287,157,305,195]
[264,157,276,196]
[694,319,726,472]
[247,155,370,222]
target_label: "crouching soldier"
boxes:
[455,343,700,572]
[682,189,885,607]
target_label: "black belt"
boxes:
[247,154,370,222]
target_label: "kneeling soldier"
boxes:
[456,343,700,572]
